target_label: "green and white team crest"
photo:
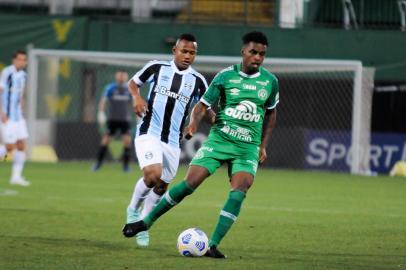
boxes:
[224,100,260,122]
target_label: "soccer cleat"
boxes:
[122,220,148,238]
[92,163,101,172]
[10,177,31,187]
[123,165,131,173]
[136,230,149,247]
[204,246,227,259]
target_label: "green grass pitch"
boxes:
[1,162,405,270]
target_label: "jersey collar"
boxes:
[236,64,260,78]
[171,60,192,75]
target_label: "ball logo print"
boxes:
[225,100,260,122]
[177,228,209,257]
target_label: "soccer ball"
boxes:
[177,228,209,257]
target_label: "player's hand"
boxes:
[133,97,148,118]
[259,146,267,164]
[204,109,216,124]
[97,111,106,125]
[184,124,197,140]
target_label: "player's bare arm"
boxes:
[0,87,7,123]
[184,102,208,139]
[128,80,148,117]
[259,109,277,163]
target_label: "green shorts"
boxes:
[190,132,260,177]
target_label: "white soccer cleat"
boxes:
[10,177,31,187]
[136,231,149,247]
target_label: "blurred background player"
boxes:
[122,31,279,258]
[126,33,211,247]
[93,70,132,172]
[0,50,30,186]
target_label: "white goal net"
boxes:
[26,49,374,174]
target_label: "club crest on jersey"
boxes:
[258,89,268,100]
[184,83,193,91]
[225,100,260,122]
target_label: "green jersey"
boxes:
[201,64,279,147]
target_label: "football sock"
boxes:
[140,191,162,220]
[11,150,26,180]
[209,189,246,247]
[122,147,131,168]
[143,180,194,227]
[129,178,151,210]
[96,145,108,165]
[0,145,6,159]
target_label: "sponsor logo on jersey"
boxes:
[230,88,240,96]
[258,89,268,100]
[225,100,261,122]
[256,80,269,86]
[221,124,252,142]
[155,85,190,103]
[229,78,242,83]
[243,84,256,90]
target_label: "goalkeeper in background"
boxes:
[122,31,279,258]
[93,70,132,172]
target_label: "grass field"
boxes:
[1,162,406,270]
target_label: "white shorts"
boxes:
[0,119,29,144]
[134,134,180,183]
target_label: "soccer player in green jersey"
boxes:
[122,31,279,258]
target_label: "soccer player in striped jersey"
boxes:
[0,50,30,186]
[125,33,211,247]
[123,31,279,258]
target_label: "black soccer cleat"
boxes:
[204,246,227,259]
[122,220,148,238]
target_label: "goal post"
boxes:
[26,48,374,175]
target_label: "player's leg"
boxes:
[122,165,210,238]
[0,121,13,160]
[135,144,180,246]
[121,123,132,172]
[93,121,114,171]
[10,120,30,186]
[206,153,258,258]
[122,143,222,238]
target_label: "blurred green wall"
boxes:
[0,14,405,81]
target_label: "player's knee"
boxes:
[153,180,168,195]
[143,170,161,187]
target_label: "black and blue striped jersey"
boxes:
[132,60,208,148]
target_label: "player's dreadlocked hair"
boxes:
[242,31,268,46]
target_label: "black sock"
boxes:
[123,147,131,168]
[96,145,108,165]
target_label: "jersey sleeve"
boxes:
[0,68,9,90]
[200,72,223,107]
[131,61,160,86]
[103,84,113,98]
[265,76,279,110]
[193,75,208,103]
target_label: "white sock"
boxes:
[0,145,6,159]
[128,178,151,210]
[140,191,162,219]
[11,150,26,180]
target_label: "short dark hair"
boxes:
[178,33,196,42]
[13,49,26,59]
[242,31,268,46]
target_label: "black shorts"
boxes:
[107,120,130,136]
